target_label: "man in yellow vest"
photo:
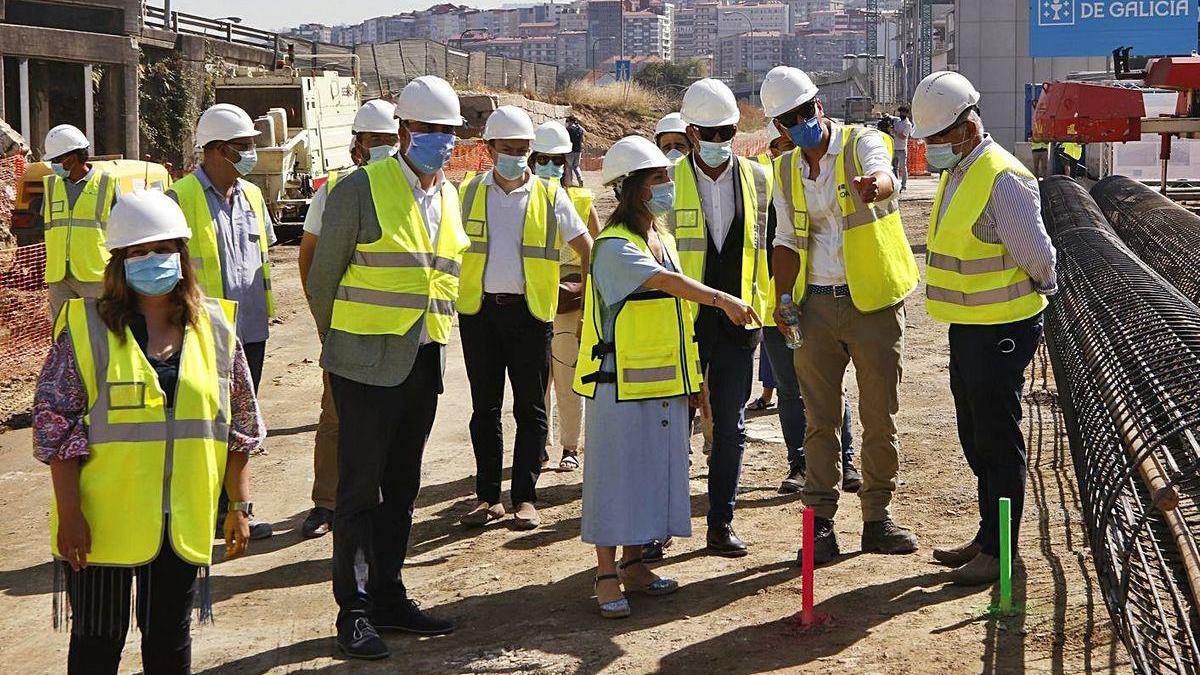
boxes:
[168,102,276,541]
[912,71,1057,585]
[669,78,772,557]
[297,99,402,540]
[40,124,120,319]
[308,75,468,659]
[761,66,920,565]
[457,106,592,531]
[1030,140,1049,178]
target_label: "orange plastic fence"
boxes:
[907,139,929,176]
[1,154,52,380]
[445,142,494,182]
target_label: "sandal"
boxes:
[618,557,679,596]
[746,397,775,412]
[594,574,631,618]
[559,450,580,472]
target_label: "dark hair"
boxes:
[98,239,204,340]
[897,105,910,114]
[606,168,658,238]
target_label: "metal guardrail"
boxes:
[143,5,280,51]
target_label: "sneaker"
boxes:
[779,465,805,494]
[301,507,334,539]
[841,460,862,493]
[336,617,389,660]
[372,598,456,635]
[796,517,839,565]
[861,518,918,554]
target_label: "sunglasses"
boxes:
[534,155,566,166]
[776,100,818,129]
[694,125,737,142]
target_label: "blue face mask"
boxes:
[787,116,825,149]
[494,153,529,181]
[228,147,258,176]
[51,162,69,178]
[925,142,963,170]
[664,149,686,162]
[406,132,456,174]
[697,140,733,168]
[534,162,564,180]
[367,145,395,164]
[124,252,182,296]
[646,181,675,217]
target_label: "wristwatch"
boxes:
[227,501,254,517]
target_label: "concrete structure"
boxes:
[717,4,791,38]
[794,29,868,73]
[717,31,783,80]
[588,0,624,71]
[557,30,590,77]
[673,2,720,62]
[558,5,589,32]
[623,9,673,61]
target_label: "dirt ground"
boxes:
[0,172,1131,674]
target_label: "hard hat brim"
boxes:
[105,229,192,252]
[763,89,819,120]
[680,112,740,128]
[399,114,464,126]
[532,142,572,154]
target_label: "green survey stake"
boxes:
[999,497,1012,611]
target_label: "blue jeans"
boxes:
[696,337,755,529]
[761,328,855,472]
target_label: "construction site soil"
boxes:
[0,173,1131,673]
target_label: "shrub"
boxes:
[559,80,665,116]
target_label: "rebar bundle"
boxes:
[1041,176,1200,673]
[1092,176,1200,304]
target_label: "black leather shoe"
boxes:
[372,598,456,636]
[706,524,748,558]
[861,518,919,554]
[841,460,862,493]
[643,537,672,562]
[248,519,273,540]
[337,617,389,660]
[302,507,334,539]
[779,465,805,494]
[796,517,840,565]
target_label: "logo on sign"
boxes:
[1040,0,1075,25]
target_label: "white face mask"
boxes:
[367,145,396,164]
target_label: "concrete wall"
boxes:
[357,39,558,99]
[955,0,1107,150]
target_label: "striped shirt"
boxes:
[936,136,1058,295]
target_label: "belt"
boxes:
[808,284,851,298]
[484,292,526,306]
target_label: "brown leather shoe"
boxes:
[514,502,541,530]
[949,552,1000,586]
[933,539,981,567]
[460,502,505,527]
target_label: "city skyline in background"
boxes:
[168,0,526,29]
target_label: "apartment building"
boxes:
[717,3,790,37]
[673,2,719,61]
[557,30,590,75]
[624,7,673,61]
[717,30,783,78]
[588,0,623,70]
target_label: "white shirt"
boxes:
[302,155,443,242]
[772,123,896,286]
[301,181,330,235]
[891,117,914,145]
[480,170,588,295]
[691,157,737,252]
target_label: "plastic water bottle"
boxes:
[779,293,804,350]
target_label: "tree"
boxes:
[634,59,705,90]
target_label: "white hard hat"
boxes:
[353,99,399,134]
[655,112,688,137]
[43,124,89,161]
[104,190,192,251]
[397,76,463,126]
[911,70,981,138]
[681,78,740,128]
[767,124,783,144]
[532,121,572,154]
[483,105,536,141]
[195,103,258,149]
[602,135,670,186]
[760,66,820,119]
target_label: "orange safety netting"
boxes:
[907,139,929,176]
[0,154,52,380]
[445,142,494,182]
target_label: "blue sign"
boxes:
[1030,0,1196,56]
[614,59,632,81]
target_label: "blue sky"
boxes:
[167,0,518,30]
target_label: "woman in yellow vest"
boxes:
[33,190,263,675]
[530,120,602,472]
[578,136,757,618]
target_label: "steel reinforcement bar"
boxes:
[1041,176,1200,673]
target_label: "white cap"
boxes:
[397,76,463,126]
[760,66,820,119]
[104,190,192,251]
[483,105,536,141]
[44,124,89,161]
[655,112,688,137]
[353,99,399,134]
[532,121,572,154]
[602,135,670,186]
[681,79,740,127]
[911,70,981,138]
[195,103,258,149]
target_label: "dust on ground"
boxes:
[0,173,1129,673]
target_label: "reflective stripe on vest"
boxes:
[573,225,703,401]
[331,157,469,341]
[755,153,779,327]
[42,171,115,284]
[169,174,275,317]
[668,156,772,325]
[776,125,917,313]
[456,172,562,321]
[563,186,594,267]
[925,144,1048,325]
[51,296,237,567]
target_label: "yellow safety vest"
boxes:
[51,297,238,567]
[574,224,703,401]
[457,173,563,322]
[169,173,275,318]
[926,144,1048,325]
[460,170,477,187]
[562,185,593,267]
[775,125,917,312]
[1030,142,1049,151]
[42,170,116,284]
[753,153,778,327]
[327,166,356,192]
[331,158,470,341]
[1062,142,1082,160]
[669,155,772,326]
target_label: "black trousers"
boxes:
[948,313,1043,557]
[66,539,199,675]
[329,343,441,625]
[459,298,552,506]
